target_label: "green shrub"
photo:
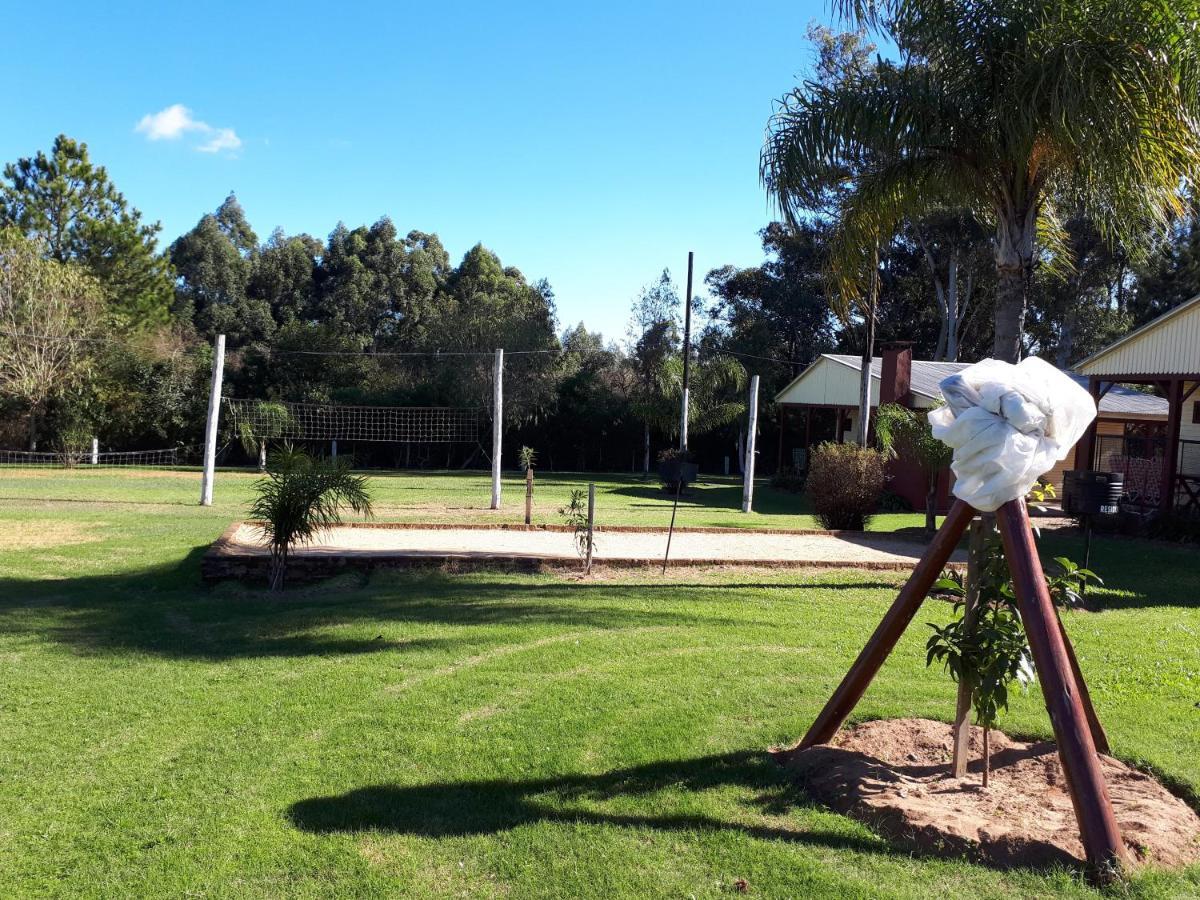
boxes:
[806,442,886,530]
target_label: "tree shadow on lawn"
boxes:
[287,749,898,858]
[0,549,899,661]
[1035,531,1198,610]
[606,481,811,518]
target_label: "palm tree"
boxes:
[762,0,1200,364]
[249,447,373,590]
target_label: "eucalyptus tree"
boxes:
[762,0,1200,364]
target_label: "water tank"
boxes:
[1062,470,1124,516]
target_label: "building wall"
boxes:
[1078,300,1200,376]
[776,358,880,407]
[1182,382,1200,445]
[1041,419,1126,493]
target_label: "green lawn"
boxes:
[1,469,1198,898]
[0,465,932,530]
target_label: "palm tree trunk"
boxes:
[993,211,1035,364]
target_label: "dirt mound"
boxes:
[781,718,1200,870]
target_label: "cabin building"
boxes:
[774,346,1168,512]
[1074,294,1200,513]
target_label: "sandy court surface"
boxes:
[227,523,960,566]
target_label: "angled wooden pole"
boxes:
[787,499,975,753]
[995,499,1126,874]
[1056,611,1110,754]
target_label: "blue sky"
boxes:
[2,1,835,342]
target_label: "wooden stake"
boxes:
[996,498,1127,874]
[952,516,986,778]
[524,465,534,526]
[790,499,976,752]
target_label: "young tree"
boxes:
[762,1,1200,364]
[1,135,173,329]
[249,448,373,591]
[0,230,104,448]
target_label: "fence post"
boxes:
[491,348,503,509]
[90,437,99,466]
[200,334,226,507]
[742,375,760,513]
[586,482,595,573]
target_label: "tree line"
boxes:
[4,33,1200,472]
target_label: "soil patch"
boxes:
[780,718,1200,870]
[0,520,106,550]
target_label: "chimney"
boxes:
[880,343,912,406]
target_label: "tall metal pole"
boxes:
[491,348,503,509]
[679,251,693,452]
[200,333,226,507]
[742,375,760,513]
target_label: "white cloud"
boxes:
[197,128,242,154]
[135,104,242,154]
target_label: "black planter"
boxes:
[658,459,699,488]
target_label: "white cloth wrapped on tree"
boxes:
[927,357,1096,512]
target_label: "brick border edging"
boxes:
[202,520,962,583]
[234,520,901,538]
[202,550,948,583]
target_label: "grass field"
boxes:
[0,465,932,530]
[1,468,1198,898]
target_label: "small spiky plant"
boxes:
[249,447,373,590]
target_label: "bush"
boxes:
[806,442,887,530]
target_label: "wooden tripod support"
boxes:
[782,497,1127,873]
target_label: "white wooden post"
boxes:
[586,482,595,573]
[90,437,99,465]
[491,348,503,509]
[200,334,226,506]
[331,439,338,460]
[742,375,760,513]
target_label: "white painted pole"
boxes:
[586,482,595,573]
[491,348,503,509]
[200,334,226,507]
[331,439,338,460]
[742,375,760,513]
[90,437,99,465]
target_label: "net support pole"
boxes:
[586,482,595,573]
[200,334,226,507]
[742,375,760,513]
[491,348,503,509]
[90,437,99,466]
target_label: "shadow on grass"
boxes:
[287,750,894,856]
[0,548,902,661]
